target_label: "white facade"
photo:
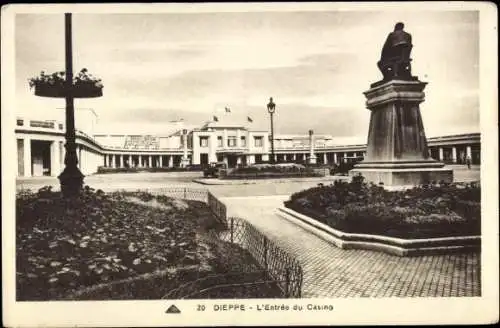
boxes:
[15,115,481,177]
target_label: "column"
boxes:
[80,148,84,173]
[168,155,173,167]
[452,146,457,163]
[59,141,64,169]
[466,145,472,159]
[23,137,32,177]
[248,154,255,165]
[51,141,60,177]
[223,129,228,150]
[284,154,288,162]
[208,135,218,163]
[333,152,338,164]
[309,131,316,164]
[119,154,123,168]
[84,150,89,174]
[223,155,228,167]
[353,152,357,157]
[159,155,163,167]
[236,156,242,165]
[183,133,188,165]
[439,147,444,161]
[148,155,152,167]
[78,147,82,169]
[343,152,347,159]
[292,154,296,162]
[236,129,241,147]
[104,155,107,167]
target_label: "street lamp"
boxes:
[267,97,276,164]
[58,13,84,197]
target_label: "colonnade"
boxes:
[103,153,186,169]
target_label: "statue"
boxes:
[377,22,414,81]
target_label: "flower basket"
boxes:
[29,69,103,99]
[34,83,103,98]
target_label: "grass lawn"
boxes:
[16,186,281,300]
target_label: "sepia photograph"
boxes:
[2,2,498,327]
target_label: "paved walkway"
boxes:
[218,196,481,298]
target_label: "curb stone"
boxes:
[277,207,480,257]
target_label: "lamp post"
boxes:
[267,97,276,164]
[308,129,317,165]
[58,13,84,197]
[182,128,189,167]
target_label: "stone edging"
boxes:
[192,176,346,185]
[277,207,480,257]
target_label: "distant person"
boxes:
[466,156,472,169]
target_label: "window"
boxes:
[17,119,24,126]
[217,136,223,147]
[254,136,263,147]
[227,137,237,147]
[240,136,246,147]
[199,136,208,147]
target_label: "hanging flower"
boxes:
[28,68,103,90]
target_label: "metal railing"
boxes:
[144,188,303,299]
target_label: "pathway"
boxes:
[218,196,481,298]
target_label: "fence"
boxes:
[142,187,303,299]
[126,187,209,203]
[209,217,303,298]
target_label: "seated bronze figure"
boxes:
[377,22,414,81]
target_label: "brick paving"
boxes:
[218,196,481,298]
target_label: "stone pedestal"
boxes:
[307,155,317,165]
[350,79,453,186]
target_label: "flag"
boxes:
[213,115,219,122]
[247,116,253,123]
[225,107,231,113]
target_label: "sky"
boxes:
[15,10,479,142]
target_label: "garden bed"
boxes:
[223,163,325,179]
[16,186,280,300]
[96,166,202,174]
[284,176,480,239]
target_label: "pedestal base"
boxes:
[58,166,84,197]
[307,156,317,165]
[180,158,190,168]
[350,162,453,187]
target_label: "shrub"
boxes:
[225,164,323,179]
[285,179,481,239]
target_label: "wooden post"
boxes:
[230,217,234,243]
[263,237,268,271]
[285,267,290,298]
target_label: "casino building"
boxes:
[15,113,481,178]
